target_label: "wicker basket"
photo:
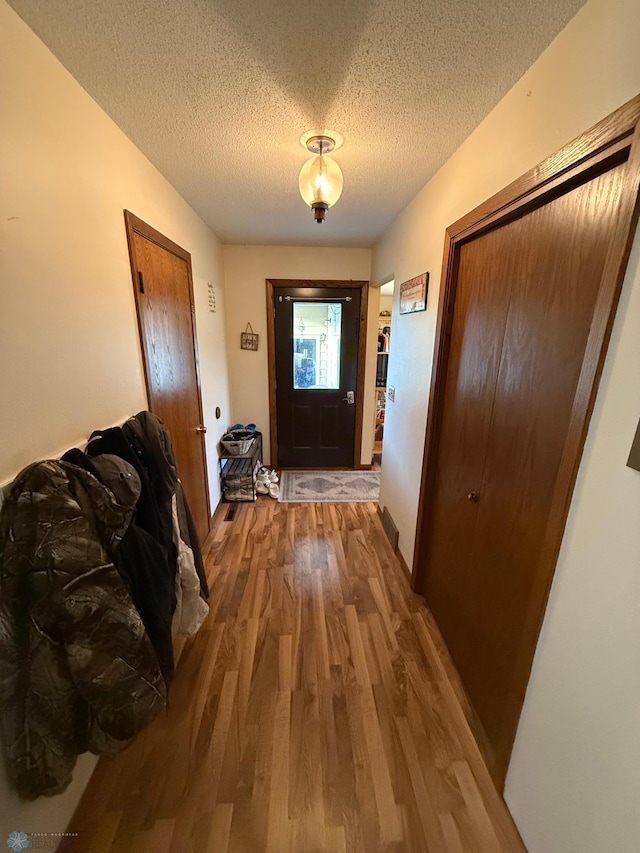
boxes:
[221,434,255,456]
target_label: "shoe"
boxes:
[256,480,269,495]
[269,470,279,483]
[268,482,280,500]
[256,471,271,490]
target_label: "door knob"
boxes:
[195,425,207,434]
[343,391,355,404]
[467,490,479,503]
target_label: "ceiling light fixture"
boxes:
[299,134,344,223]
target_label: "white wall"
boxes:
[372,0,640,849]
[379,294,393,314]
[222,245,374,465]
[0,0,230,840]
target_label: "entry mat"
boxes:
[279,470,380,503]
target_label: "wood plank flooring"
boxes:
[59,500,525,852]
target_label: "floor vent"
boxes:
[381,506,399,552]
[225,503,239,521]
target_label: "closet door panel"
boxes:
[422,227,515,643]
[421,157,627,783]
[464,162,626,755]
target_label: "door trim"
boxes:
[413,94,640,787]
[123,209,212,529]
[266,279,369,469]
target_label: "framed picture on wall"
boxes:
[399,272,429,314]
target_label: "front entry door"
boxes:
[124,211,211,542]
[274,285,361,467]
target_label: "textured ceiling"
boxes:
[9,0,585,246]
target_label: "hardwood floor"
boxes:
[59,499,525,852]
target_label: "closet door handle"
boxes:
[467,490,479,503]
[195,425,207,434]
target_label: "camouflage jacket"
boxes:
[0,460,166,799]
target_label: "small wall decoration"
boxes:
[240,322,259,351]
[399,272,429,314]
[207,282,216,313]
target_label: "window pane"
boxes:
[293,302,341,389]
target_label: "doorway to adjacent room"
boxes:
[372,280,394,470]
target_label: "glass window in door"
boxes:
[293,302,341,389]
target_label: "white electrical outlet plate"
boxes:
[387,386,395,402]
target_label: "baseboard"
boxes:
[397,549,412,584]
[376,504,411,583]
[211,501,226,522]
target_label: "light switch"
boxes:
[387,386,395,402]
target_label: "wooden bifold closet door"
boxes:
[414,97,640,789]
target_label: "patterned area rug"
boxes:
[279,470,380,503]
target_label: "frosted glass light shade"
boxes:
[299,154,343,208]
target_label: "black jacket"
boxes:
[123,411,209,599]
[86,426,163,547]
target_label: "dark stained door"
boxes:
[275,286,361,467]
[125,212,211,542]
[418,159,627,784]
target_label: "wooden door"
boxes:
[414,98,640,788]
[124,211,211,541]
[271,284,365,468]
